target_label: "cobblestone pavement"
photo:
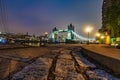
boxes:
[10,48,87,80]
[0,47,49,79]
[0,45,120,80]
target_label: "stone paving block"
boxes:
[86,70,108,80]
[74,55,96,69]
[11,57,53,80]
[60,50,71,54]
[55,72,85,80]
[58,50,72,59]
[51,50,60,53]
[55,58,85,80]
[58,53,72,59]
[56,59,75,72]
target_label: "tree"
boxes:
[105,0,120,37]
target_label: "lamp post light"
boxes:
[87,31,89,45]
[85,26,93,45]
[44,32,48,37]
[101,36,104,39]
[96,33,100,37]
[101,36,105,44]
[96,33,100,44]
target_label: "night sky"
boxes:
[6,0,103,38]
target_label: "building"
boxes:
[100,0,120,44]
[102,0,111,29]
[101,0,120,36]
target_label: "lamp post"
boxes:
[85,26,93,45]
[87,32,89,44]
[101,36,105,44]
[96,33,100,44]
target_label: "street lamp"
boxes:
[101,36,105,44]
[96,33,100,37]
[101,36,105,39]
[96,33,101,44]
[85,26,93,45]
[44,32,48,36]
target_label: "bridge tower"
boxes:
[51,27,58,41]
[67,23,74,40]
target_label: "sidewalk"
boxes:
[81,44,120,77]
[82,44,120,60]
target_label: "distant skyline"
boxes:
[6,0,103,38]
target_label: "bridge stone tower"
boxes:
[51,27,58,41]
[67,23,74,40]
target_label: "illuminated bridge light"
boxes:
[67,31,72,40]
[49,31,95,41]
[49,26,95,42]
[0,37,7,44]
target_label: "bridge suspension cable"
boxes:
[72,31,95,41]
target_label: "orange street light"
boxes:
[85,26,93,45]
[96,33,100,37]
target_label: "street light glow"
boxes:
[85,26,93,45]
[85,26,93,33]
[96,33,100,37]
[101,36,105,39]
[45,32,48,35]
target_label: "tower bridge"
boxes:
[49,24,95,43]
